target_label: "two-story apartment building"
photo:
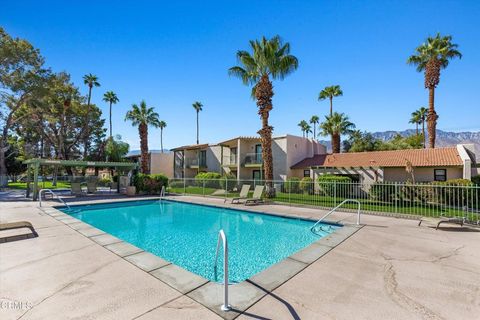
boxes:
[172,144,223,178]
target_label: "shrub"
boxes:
[194,172,222,188]
[369,183,397,202]
[317,174,352,196]
[169,180,184,189]
[284,177,301,193]
[472,175,480,185]
[219,173,237,191]
[133,173,168,194]
[300,177,314,194]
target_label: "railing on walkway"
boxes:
[167,178,480,224]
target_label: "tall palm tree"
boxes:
[310,115,319,139]
[318,85,343,116]
[409,111,421,135]
[229,35,298,196]
[192,101,203,144]
[298,120,309,138]
[418,106,428,148]
[407,33,461,148]
[159,120,167,153]
[320,112,355,153]
[125,100,161,173]
[82,74,100,160]
[103,91,119,139]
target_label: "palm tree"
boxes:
[409,111,421,135]
[310,115,319,139]
[82,74,100,160]
[103,91,119,139]
[228,35,298,196]
[298,120,308,138]
[407,33,462,148]
[418,106,428,148]
[305,123,312,138]
[192,101,203,144]
[320,112,355,153]
[125,100,161,173]
[159,120,167,153]
[318,85,343,116]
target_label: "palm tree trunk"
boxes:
[196,111,199,145]
[416,123,418,135]
[139,123,149,173]
[83,86,92,160]
[313,125,316,139]
[427,87,437,148]
[329,97,333,116]
[422,120,426,148]
[255,74,275,197]
[332,133,340,153]
[109,101,113,138]
[160,129,163,153]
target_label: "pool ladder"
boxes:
[214,229,231,311]
[311,199,361,233]
[159,186,166,200]
[38,189,71,209]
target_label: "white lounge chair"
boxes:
[71,182,84,196]
[87,182,97,194]
[245,185,265,206]
[418,216,465,229]
[231,184,251,204]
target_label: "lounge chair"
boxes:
[87,182,97,194]
[0,221,38,242]
[418,216,465,230]
[231,184,251,204]
[245,185,265,206]
[71,182,84,196]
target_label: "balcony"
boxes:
[244,153,262,167]
[185,158,207,169]
[222,155,238,167]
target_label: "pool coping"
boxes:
[43,197,362,320]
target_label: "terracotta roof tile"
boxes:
[291,147,463,169]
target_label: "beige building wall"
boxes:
[150,153,174,178]
[284,135,326,179]
[383,167,463,182]
[313,167,384,184]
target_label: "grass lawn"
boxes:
[8,181,71,190]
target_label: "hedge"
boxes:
[317,174,352,196]
[284,177,301,193]
[194,172,222,188]
[300,177,314,194]
[133,173,168,194]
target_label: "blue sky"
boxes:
[2,1,479,150]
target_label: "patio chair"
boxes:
[245,185,265,206]
[110,181,118,193]
[70,182,84,196]
[0,221,38,242]
[87,182,97,194]
[230,184,251,204]
[418,216,465,230]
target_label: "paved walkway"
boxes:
[1,196,479,319]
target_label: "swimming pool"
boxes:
[62,200,340,283]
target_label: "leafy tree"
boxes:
[298,120,308,137]
[343,130,381,152]
[125,100,160,173]
[228,35,298,196]
[0,27,46,183]
[103,91,119,139]
[192,101,202,144]
[310,115,319,138]
[159,120,167,152]
[318,85,343,116]
[320,112,355,153]
[407,33,461,148]
[105,135,129,162]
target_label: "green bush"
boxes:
[169,180,184,189]
[300,177,314,194]
[194,172,222,188]
[369,183,397,202]
[472,175,480,185]
[284,177,301,193]
[133,173,168,194]
[219,173,237,191]
[317,174,352,196]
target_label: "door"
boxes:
[253,170,262,181]
[255,144,262,162]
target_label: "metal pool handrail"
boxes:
[39,189,70,209]
[159,185,166,199]
[214,229,231,311]
[311,199,361,232]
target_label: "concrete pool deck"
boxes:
[1,195,479,319]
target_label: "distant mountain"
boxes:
[319,130,480,152]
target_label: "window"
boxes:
[199,150,207,167]
[434,169,447,181]
[303,170,310,177]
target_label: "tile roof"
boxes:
[291,147,464,169]
[170,143,210,151]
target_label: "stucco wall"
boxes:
[272,138,288,180]
[313,167,384,184]
[383,167,463,182]
[150,153,174,178]
[206,146,222,174]
[284,135,326,179]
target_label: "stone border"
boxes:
[42,198,361,319]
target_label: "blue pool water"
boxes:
[62,200,340,283]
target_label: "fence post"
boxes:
[203,180,205,197]
[334,181,337,206]
[394,182,398,214]
[225,177,228,202]
[288,180,291,206]
[183,178,186,195]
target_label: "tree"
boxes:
[103,91,119,139]
[310,115,319,139]
[407,33,461,148]
[320,112,355,153]
[0,27,46,184]
[105,135,129,162]
[159,120,167,152]
[228,35,298,196]
[125,100,160,173]
[82,73,100,160]
[343,130,381,152]
[192,101,202,145]
[409,110,421,135]
[318,85,343,116]
[418,106,428,148]
[298,120,308,138]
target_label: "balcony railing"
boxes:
[185,158,207,168]
[244,153,262,166]
[223,155,238,166]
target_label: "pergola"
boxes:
[23,158,139,200]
